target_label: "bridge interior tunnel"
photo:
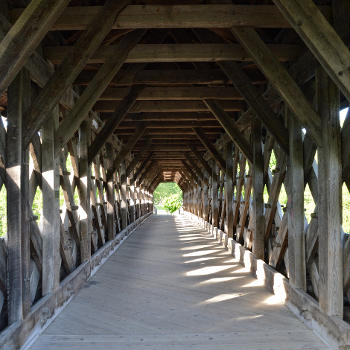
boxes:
[0,0,349,348]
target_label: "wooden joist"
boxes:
[232,27,322,146]
[95,100,245,113]
[23,0,130,147]
[204,99,253,163]
[56,30,145,151]
[45,43,301,65]
[273,0,350,103]
[0,1,69,95]
[218,61,289,154]
[193,128,226,172]
[75,69,265,86]
[88,85,145,162]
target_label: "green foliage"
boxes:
[153,182,182,205]
[163,193,182,214]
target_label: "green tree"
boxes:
[153,182,182,205]
[163,193,182,214]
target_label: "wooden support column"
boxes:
[287,112,306,290]
[316,67,343,316]
[6,70,26,323]
[0,0,69,95]
[78,121,92,262]
[272,0,350,103]
[211,162,219,228]
[42,106,60,295]
[105,144,116,240]
[119,163,128,229]
[225,142,234,238]
[251,119,265,259]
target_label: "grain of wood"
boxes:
[29,215,330,350]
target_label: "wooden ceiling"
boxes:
[2,0,335,189]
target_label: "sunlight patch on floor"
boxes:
[199,276,243,284]
[202,293,247,304]
[183,249,221,257]
[184,257,220,264]
[186,265,232,276]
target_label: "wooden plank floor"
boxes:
[28,215,331,350]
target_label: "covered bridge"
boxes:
[0,0,349,348]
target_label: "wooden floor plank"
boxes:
[29,215,330,350]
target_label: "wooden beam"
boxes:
[131,154,152,185]
[287,113,306,291]
[118,121,221,129]
[45,43,301,65]
[189,144,213,177]
[96,100,245,113]
[41,106,60,295]
[76,68,265,86]
[99,86,243,101]
[204,99,253,163]
[251,119,264,259]
[193,128,226,172]
[12,5,330,30]
[225,142,234,239]
[232,27,322,145]
[272,0,350,103]
[6,71,30,324]
[0,0,69,95]
[107,126,146,181]
[316,68,343,317]
[23,0,130,147]
[88,85,144,162]
[218,61,289,153]
[56,30,145,151]
[184,153,207,185]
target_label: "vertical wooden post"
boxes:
[287,112,306,290]
[119,163,128,228]
[78,120,91,262]
[211,162,219,228]
[225,142,234,238]
[316,67,343,316]
[6,70,26,323]
[202,183,209,222]
[252,119,265,259]
[105,143,115,240]
[42,105,60,295]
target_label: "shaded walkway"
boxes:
[29,215,330,350]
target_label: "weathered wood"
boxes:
[41,106,60,295]
[193,128,225,172]
[0,0,69,95]
[96,100,245,113]
[12,5,331,30]
[204,99,253,163]
[107,126,146,181]
[273,0,350,103]
[88,85,145,162]
[100,86,243,101]
[218,61,289,154]
[6,70,25,323]
[225,143,234,239]
[76,69,264,87]
[24,0,130,147]
[211,162,219,228]
[287,113,306,291]
[251,119,264,259]
[77,121,92,262]
[232,27,322,145]
[56,30,145,151]
[316,68,343,317]
[45,43,301,65]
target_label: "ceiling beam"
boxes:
[45,43,301,65]
[12,5,330,31]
